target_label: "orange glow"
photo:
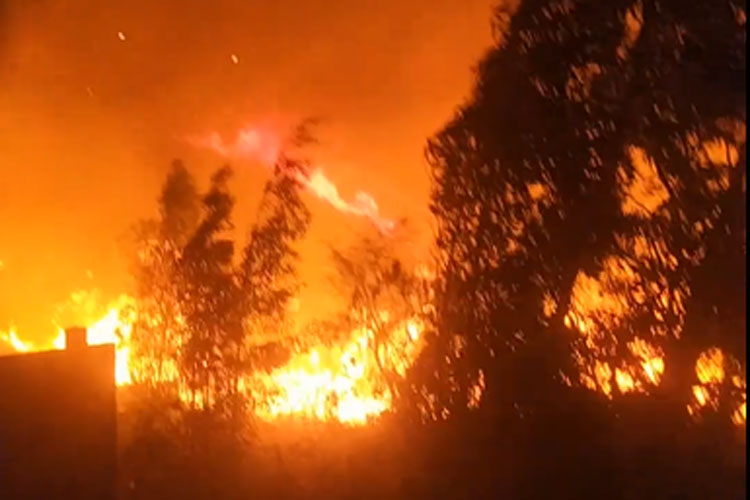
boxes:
[2,288,425,425]
[255,332,390,424]
[0,327,33,353]
[1,294,137,385]
[254,319,425,424]
[50,295,136,385]
[467,369,485,409]
[695,348,725,385]
[303,168,395,233]
[685,348,746,425]
[629,338,665,385]
[732,402,746,426]
[567,262,743,426]
[1,0,494,408]
[692,385,709,407]
[618,146,670,217]
[615,368,635,393]
[687,348,746,425]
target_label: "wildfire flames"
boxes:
[1,294,136,385]
[562,256,745,425]
[256,329,391,423]
[3,284,743,426]
[1,292,426,425]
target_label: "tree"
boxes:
[239,157,311,357]
[329,224,429,404]
[420,0,746,422]
[177,165,244,411]
[122,148,313,497]
[128,160,199,389]
[128,128,314,413]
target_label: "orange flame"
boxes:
[0,327,34,353]
[303,168,395,232]
[253,319,425,424]
[255,332,390,424]
[4,280,742,426]
[2,288,425,425]
[50,295,136,385]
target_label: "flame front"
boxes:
[1,283,743,426]
[2,290,425,425]
[254,320,424,424]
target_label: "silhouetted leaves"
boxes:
[421,0,746,424]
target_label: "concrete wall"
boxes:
[0,344,116,500]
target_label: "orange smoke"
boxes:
[192,125,395,232]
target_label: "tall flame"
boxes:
[253,319,424,424]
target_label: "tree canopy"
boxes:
[128,154,311,416]
[419,0,746,423]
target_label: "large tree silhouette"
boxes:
[417,0,745,422]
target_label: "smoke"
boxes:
[191,125,395,233]
[193,126,282,166]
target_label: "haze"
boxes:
[0,0,493,341]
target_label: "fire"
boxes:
[687,347,746,425]
[1,288,425,425]
[564,257,745,426]
[3,280,741,426]
[256,340,390,424]
[303,168,395,233]
[254,320,425,424]
[192,125,395,232]
[565,258,667,397]
[0,294,137,386]
[50,295,136,385]
[0,327,33,353]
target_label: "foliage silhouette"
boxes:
[414,0,746,428]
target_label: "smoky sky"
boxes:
[0,0,493,341]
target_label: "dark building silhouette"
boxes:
[0,327,116,500]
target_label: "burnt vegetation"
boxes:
[114,1,745,499]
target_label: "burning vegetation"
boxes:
[0,1,746,497]
[1,132,745,428]
[0,115,746,426]
[2,146,430,426]
[0,8,745,500]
